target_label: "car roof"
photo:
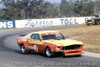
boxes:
[93,14,100,16]
[31,30,60,34]
[94,17,100,19]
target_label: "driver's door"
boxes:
[28,34,44,53]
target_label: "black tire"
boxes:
[20,45,29,54]
[98,21,100,25]
[97,22,100,25]
[45,47,54,57]
[95,21,100,25]
[76,55,82,57]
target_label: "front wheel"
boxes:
[45,47,54,57]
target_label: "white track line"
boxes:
[83,52,100,58]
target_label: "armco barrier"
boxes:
[15,17,91,28]
[0,20,15,29]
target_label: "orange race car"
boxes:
[17,30,84,57]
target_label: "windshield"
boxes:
[42,34,66,40]
[87,20,92,22]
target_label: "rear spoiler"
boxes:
[18,34,27,37]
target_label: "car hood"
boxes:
[43,39,83,46]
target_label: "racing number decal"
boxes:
[28,40,43,45]
[28,40,43,52]
[33,45,38,52]
[28,45,38,52]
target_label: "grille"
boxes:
[62,45,81,50]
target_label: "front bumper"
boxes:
[86,22,93,25]
[64,49,84,56]
[86,22,95,25]
[56,49,84,56]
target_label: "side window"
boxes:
[30,34,35,39]
[34,34,41,40]
[30,34,41,40]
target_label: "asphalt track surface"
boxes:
[0,25,100,67]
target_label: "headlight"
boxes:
[56,47,60,51]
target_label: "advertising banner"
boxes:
[15,17,90,28]
[0,20,15,29]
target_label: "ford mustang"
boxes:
[17,30,84,57]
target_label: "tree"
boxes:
[94,0,100,14]
[60,0,68,17]
[0,0,100,21]
[43,2,60,18]
[1,0,20,20]
[74,0,94,16]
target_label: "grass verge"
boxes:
[59,25,100,53]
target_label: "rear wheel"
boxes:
[45,47,54,57]
[20,45,29,54]
[97,21,100,25]
[95,21,100,25]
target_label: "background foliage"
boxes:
[0,0,100,20]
